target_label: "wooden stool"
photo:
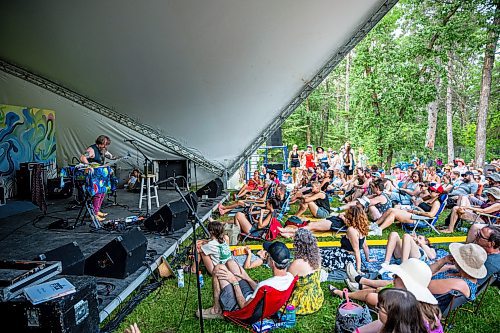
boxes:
[139,174,159,211]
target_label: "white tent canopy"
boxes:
[0,0,395,178]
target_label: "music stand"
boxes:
[125,140,153,217]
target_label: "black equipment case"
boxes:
[0,275,99,333]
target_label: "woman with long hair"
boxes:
[287,229,324,314]
[289,144,301,183]
[341,142,354,180]
[302,205,372,274]
[376,185,445,231]
[377,288,428,333]
[389,170,423,205]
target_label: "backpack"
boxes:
[266,217,282,241]
[335,289,372,333]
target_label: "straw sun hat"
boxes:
[381,258,437,305]
[449,243,487,279]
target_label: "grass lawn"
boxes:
[113,197,499,333]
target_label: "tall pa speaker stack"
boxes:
[84,228,147,279]
[196,178,224,198]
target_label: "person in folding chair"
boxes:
[375,184,445,231]
[465,224,500,286]
[440,187,500,233]
[197,241,294,320]
[293,181,331,218]
[229,197,280,236]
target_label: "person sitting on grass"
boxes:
[197,241,294,320]
[332,179,392,221]
[280,205,373,274]
[389,170,423,206]
[293,181,330,218]
[193,221,240,275]
[226,198,280,235]
[287,229,324,314]
[235,170,262,199]
[218,177,284,216]
[440,187,500,233]
[375,185,445,231]
[382,232,436,265]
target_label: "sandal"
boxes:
[328,285,344,299]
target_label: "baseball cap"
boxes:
[371,172,381,178]
[263,241,291,266]
[463,171,474,176]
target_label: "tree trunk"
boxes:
[305,97,311,144]
[425,74,441,150]
[345,52,351,136]
[386,147,393,170]
[446,53,454,164]
[475,3,499,168]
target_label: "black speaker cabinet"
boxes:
[144,199,189,233]
[0,275,99,333]
[156,160,188,189]
[16,164,31,200]
[36,242,85,276]
[196,178,223,198]
[84,228,147,279]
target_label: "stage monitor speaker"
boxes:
[36,242,85,276]
[196,178,223,198]
[144,199,189,233]
[84,228,147,279]
[266,126,283,146]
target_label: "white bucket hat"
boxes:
[449,243,487,279]
[381,258,437,305]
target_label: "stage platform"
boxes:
[0,188,228,323]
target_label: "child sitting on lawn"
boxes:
[192,220,239,275]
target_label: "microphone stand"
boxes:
[169,177,209,333]
[126,140,153,217]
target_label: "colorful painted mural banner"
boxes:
[0,104,57,198]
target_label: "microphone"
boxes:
[123,139,136,142]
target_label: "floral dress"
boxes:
[288,270,324,314]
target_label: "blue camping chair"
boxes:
[402,194,448,234]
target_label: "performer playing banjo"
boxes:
[80,135,116,222]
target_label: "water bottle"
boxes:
[198,271,204,288]
[283,304,296,328]
[459,227,468,233]
[177,267,184,288]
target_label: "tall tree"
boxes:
[475,1,499,168]
[446,53,455,163]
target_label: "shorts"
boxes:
[410,214,429,221]
[290,160,300,168]
[316,207,330,218]
[219,280,254,311]
[343,166,353,175]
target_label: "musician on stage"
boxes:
[80,135,114,222]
